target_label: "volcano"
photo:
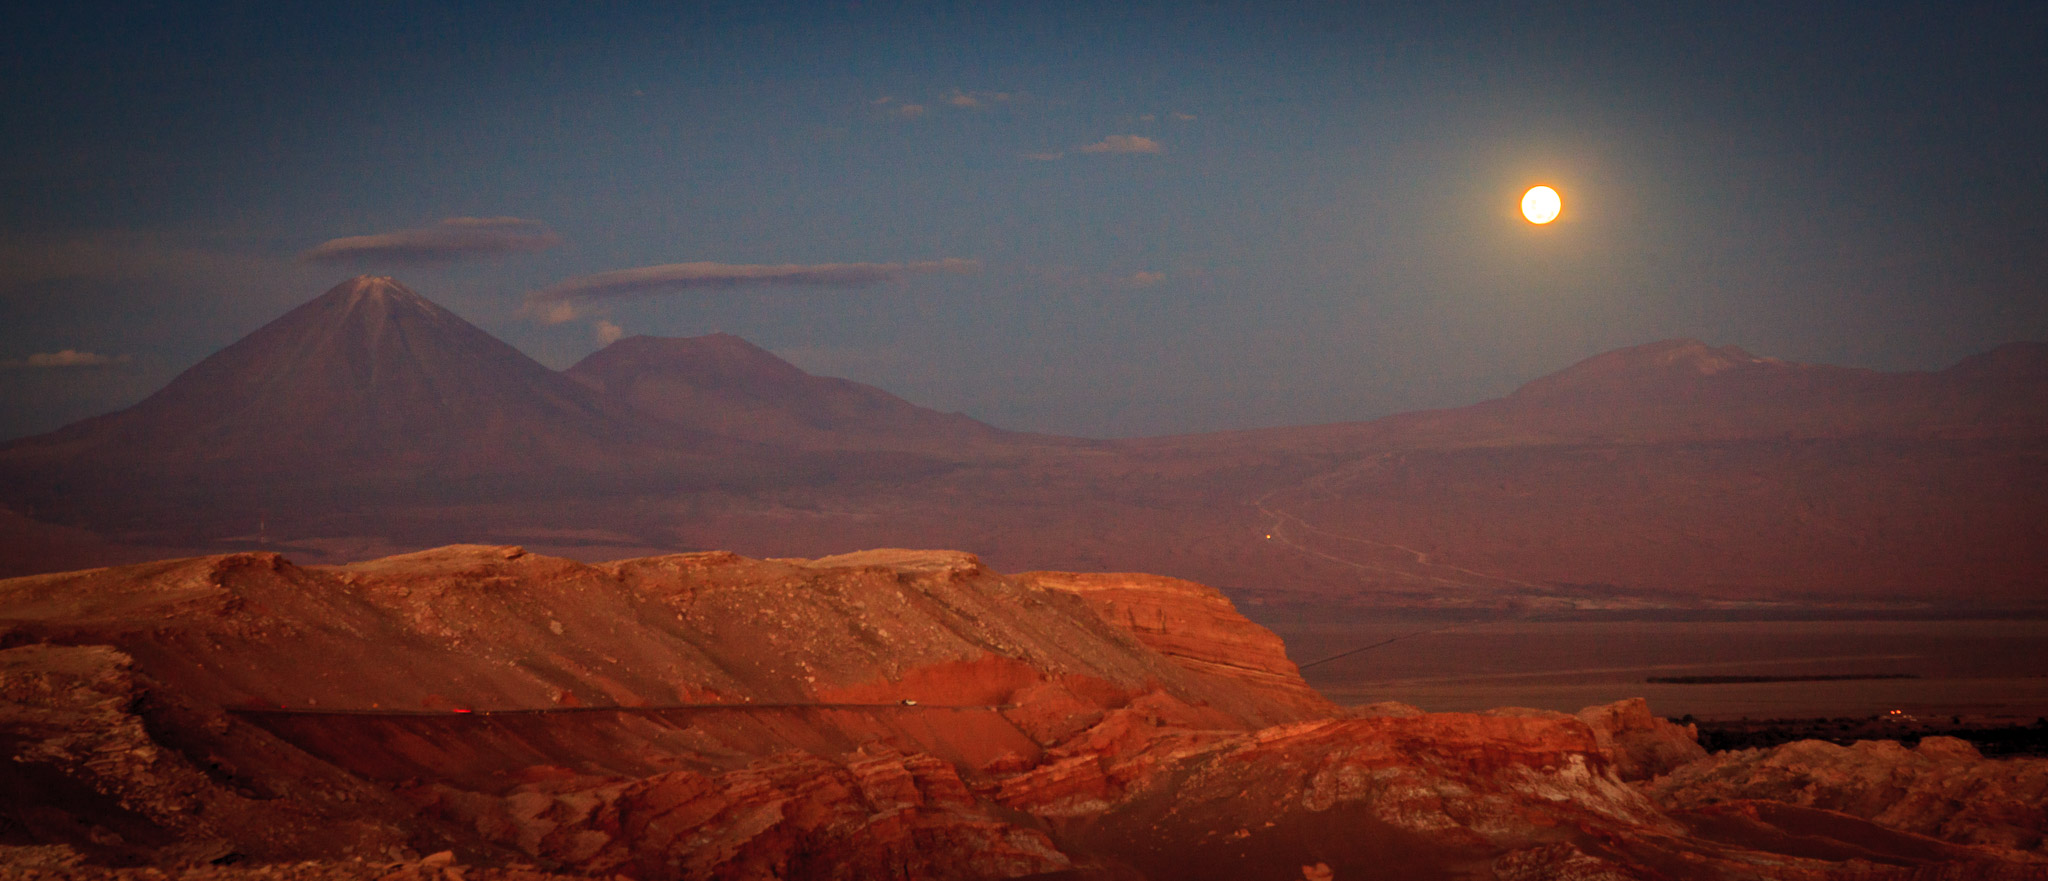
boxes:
[566,333,1014,453]
[1,277,2043,612]
[0,278,773,538]
[2,277,669,475]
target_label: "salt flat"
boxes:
[1269,616,2048,720]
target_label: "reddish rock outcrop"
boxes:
[1018,571,1334,723]
[1652,736,2048,854]
[8,547,2048,880]
[1576,698,1709,782]
[0,644,415,867]
[407,747,1069,880]
[0,546,1322,734]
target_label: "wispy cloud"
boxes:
[594,319,626,346]
[1170,111,1197,122]
[527,259,981,324]
[1128,271,1167,287]
[1023,134,1166,162]
[876,90,1015,119]
[1078,135,1164,155]
[3,349,132,369]
[298,217,562,264]
[871,96,928,120]
[943,89,1013,108]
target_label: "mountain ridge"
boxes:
[565,332,1015,453]
[1,277,2043,611]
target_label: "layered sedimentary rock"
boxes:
[1576,697,1710,782]
[407,747,1070,881]
[0,644,417,868]
[8,546,2048,880]
[0,545,1321,729]
[1654,736,2048,854]
[1018,570,1331,723]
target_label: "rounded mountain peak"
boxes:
[1512,338,1777,400]
[573,332,806,383]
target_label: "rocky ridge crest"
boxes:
[6,548,2048,879]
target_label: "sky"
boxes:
[3,1,2045,440]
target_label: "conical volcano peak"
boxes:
[291,276,470,341]
[0,276,669,482]
[323,274,410,299]
[314,275,436,311]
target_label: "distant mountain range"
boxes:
[563,330,1020,453]
[3,276,2044,614]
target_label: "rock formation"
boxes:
[9,546,2048,879]
[1576,697,1710,782]
[1653,736,2048,853]
[1018,570,1330,723]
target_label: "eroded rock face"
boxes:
[408,748,1069,881]
[0,644,414,867]
[0,546,1323,877]
[1017,571,1333,724]
[0,546,1323,731]
[1575,698,1709,782]
[1652,736,2048,854]
[6,547,2048,881]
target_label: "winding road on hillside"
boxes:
[1253,479,1546,596]
[231,701,1016,717]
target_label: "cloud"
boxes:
[943,89,1013,109]
[527,258,981,323]
[1128,271,1167,287]
[894,103,927,119]
[1021,151,1065,161]
[594,319,625,346]
[3,349,132,369]
[1077,135,1164,155]
[298,217,562,264]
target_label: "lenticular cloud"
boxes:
[525,258,980,323]
[299,217,562,264]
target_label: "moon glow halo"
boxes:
[1521,186,1561,224]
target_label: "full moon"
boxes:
[1521,185,1561,224]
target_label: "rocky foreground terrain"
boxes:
[5,547,2048,879]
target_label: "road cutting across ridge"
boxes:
[230,701,1016,717]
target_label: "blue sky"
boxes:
[4,1,2044,438]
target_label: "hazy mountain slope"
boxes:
[565,333,1017,453]
[1,277,672,478]
[0,278,947,550]
[1401,338,2048,445]
[0,275,2040,609]
[1143,339,2048,607]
